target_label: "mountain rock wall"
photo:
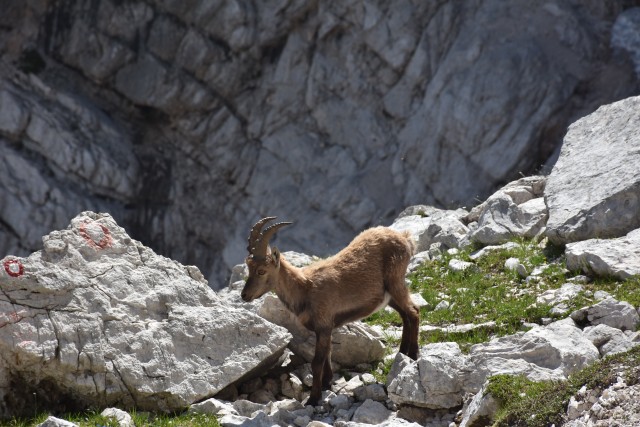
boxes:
[1,0,638,287]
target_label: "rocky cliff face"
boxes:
[1,0,638,287]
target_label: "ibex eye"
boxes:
[257,270,266,275]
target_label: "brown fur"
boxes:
[242,225,420,406]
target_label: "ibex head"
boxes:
[241,217,292,302]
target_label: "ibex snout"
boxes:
[240,286,253,302]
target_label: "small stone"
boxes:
[435,300,450,311]
[566,395,584,420]
[351,399,392,424]
[294,416,311,426]
[449,259,475,272]
[354,383,388,402]
[37,416,79,427]
[594,290,612,301]
[329,393,351,410]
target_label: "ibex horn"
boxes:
[247,216,276,253]
[247,217,292,260]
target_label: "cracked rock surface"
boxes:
[0,211,291,417]
[1,0,638,287]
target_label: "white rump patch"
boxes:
[375,292,392,312]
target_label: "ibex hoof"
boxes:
[306,397,320,407]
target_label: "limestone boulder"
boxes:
[545,95,640,244]
[390,210,470,252]
[570,297,640,331]
[351,399,392,424]
[0,212,291,417]
[565,229,640,280]
[459,382,499,427]
[537,283,584,306]
[468,176,548,245]
[583,324,640,357]
[36,417,78,427]
[468,319,600,390]
[387,319,599,410]
[387,342,474,409]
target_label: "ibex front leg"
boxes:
[308,328,333,407]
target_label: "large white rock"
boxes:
[570,297,640,332]
[387,319,599,410]
[468,176,548,245]
[37,416,79,427]
[389,209,470,252]
[101,408,134,427]
[545,95,640,244]
[469,319,599,389]
[536,283,584,306]
[565,229,640,280]
[0,212,291,417]
[583,324,640,357]
[387,342,474,409]
[459,382,499,427]
[351,399,392,424]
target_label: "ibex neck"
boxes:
[275,258,311,315]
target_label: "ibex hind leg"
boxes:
[322,356,333,389]
[388,293,420,360]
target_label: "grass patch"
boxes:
[364,239,573,349]
[586,276,640,309]
[1,410,221,427]
[363,239,569,350]
[488,345,640,427]
[364,237,639,350]
[408,241,560,343]
[411,243,552,326]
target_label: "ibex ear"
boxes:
[271,247,281,268]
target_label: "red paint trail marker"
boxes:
[79,221,113,249]
[3,259,24,277]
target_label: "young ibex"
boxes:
[241,217,420,406]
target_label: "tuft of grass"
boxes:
[587,276,640,309]
[1,410,221,427]
[365,237,640,349]
[488,345,640,427]
[421,327,511,353]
